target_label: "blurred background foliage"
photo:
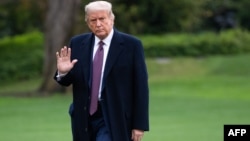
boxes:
[0,0,250,84]
[1,0,250,37]
[0,0,46,38]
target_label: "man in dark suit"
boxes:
[54,1,149,141]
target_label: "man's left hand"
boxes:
[131,129,144,141]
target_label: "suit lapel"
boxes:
[102,30,124,90]
[79,34,95,88]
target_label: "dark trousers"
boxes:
[90,102,112,141]
[90,117,111,141]
[69,103,111,141]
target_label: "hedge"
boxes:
[140,29,250,57]
[0,31,43,83]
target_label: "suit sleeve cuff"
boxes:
[56,72,67,81]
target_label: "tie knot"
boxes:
[99,41,104,46]
[98,41,104,51]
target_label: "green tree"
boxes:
[0,0,45,37]
[113,0,206,34]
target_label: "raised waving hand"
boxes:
[56,46,78,74]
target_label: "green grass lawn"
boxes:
[1,54,250,141]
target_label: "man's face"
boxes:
[86,10,114,40]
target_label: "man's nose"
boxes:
[96,20,101,26]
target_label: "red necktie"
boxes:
[90,41,104,115]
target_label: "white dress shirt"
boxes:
[93,29,114,99]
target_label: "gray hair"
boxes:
[85,1,115,22]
